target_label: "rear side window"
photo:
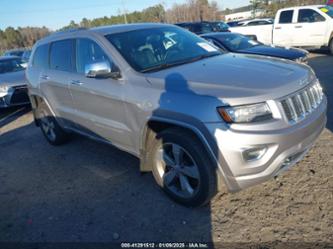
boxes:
[298,9,325,23]
[76,39,110,74]
[32,44,49,69]
[279,10,294,24]
[50,39,75,72]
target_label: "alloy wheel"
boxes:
[156,143,201,199]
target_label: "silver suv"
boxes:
[26,24,327,206]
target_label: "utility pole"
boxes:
[122,0,128,24]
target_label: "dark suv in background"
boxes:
[175,21,229,35]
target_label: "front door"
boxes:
[69,38,132,149]
[292,8,328,47]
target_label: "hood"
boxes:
[145,53,315,106]
[0,70,28,87]
[238,45,307,60]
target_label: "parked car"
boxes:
[237,18,274,27]
[4,49,27,58]
[202,32,309,63]
[210,21,230,32]
[227,20,243,27]
[22,50,32,62]
[175,22,218,35]
[0,56,30,108]
[230,5,333,54]
[26,24,327,207]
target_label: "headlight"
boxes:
[217,103,272,123]
[0,85,10,93]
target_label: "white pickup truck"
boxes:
[230,5,333,54]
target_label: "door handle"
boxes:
[40,75,49,80]
[70,80,83,86]
[295,25,302,28]
[275,27,282,30]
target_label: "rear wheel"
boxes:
[37,102,70,146]
[148,128,218,207]
[329,38,333,55]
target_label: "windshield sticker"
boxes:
[197,42,218,52]
[320,7,329,13]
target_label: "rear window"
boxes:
[32,44,49,68]
[279,10,294,24]
[50,39,75,72]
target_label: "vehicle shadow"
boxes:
[0,121,216,246]
[308,53,333,132]
[0,105,31,128]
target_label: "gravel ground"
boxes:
[0,53,332,248]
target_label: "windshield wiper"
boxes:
[141,53,221,73]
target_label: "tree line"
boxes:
[0,0,331,53]
[61,0,220,30]
[0,27,50,54]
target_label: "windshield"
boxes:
[215,34,260,51]
[319,6,333,18]
[105,27,222,73]
[0,58,25,74]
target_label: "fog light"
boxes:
[242,147,267,162]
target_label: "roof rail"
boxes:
[49,27,88,37]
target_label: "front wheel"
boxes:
[148,128,218,207]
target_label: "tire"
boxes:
[329,38,333,55]
[147,127,218,207]
[36,101,70,146]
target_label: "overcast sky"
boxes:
[0,0,250,30]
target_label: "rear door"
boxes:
[42,39,77,126]
[292,8,328,46]
[69,38,132,148]
[273,9,295,46]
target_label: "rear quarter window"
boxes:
[32,44,49,69]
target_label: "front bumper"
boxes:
[206,97,327,192]
[0,86,30,108]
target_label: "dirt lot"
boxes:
[0,53,332,248]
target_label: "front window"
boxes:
[215,34,260,51]
[76,39,111,74]
[319,6,333,18]
[0,58,25,74]
[105,27,221,73]
[298,9,325,23]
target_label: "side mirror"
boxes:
[85,61,121,79]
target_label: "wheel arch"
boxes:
[139,115,232,192]
[28,93,56,126]
[140,116,218,172]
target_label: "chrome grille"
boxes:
[280,81,323,123]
